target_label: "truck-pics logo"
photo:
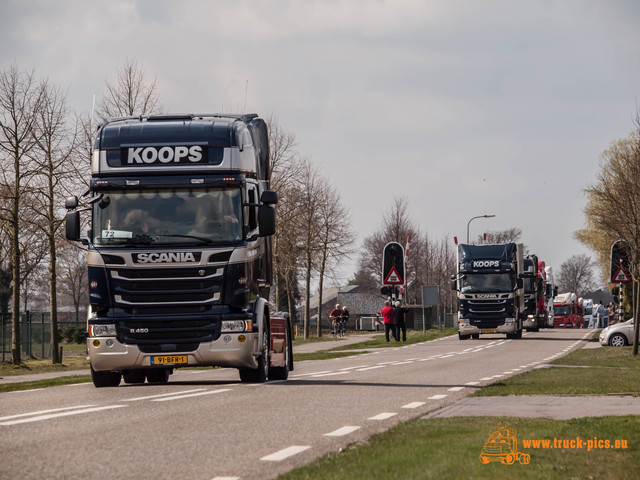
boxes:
[133,252,201,263]
[473,260,500,268]
[479,421,530,465]
[126,145,204,164]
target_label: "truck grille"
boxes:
[107,266,225,346]
[109,266,223,308]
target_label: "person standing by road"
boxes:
[380,300,396,342]
[393,301,409,341]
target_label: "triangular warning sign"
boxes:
[612,265,632,283]
[384,266,404,285]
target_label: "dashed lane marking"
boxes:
[260,446,312,462]
[324,426,361,437]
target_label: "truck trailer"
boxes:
[451,243,525,340]
[65,113,293,387]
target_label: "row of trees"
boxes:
[577,113,640,354]
[0,59,163,364]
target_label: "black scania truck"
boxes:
[451,243,525,340]
[65,114,293,387]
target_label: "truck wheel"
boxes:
[270,323,290,381]
[123,369,146,384]
[91,365,121,388]
[458,332,471,340]
[240,318,270,383]
[479,455,490,464]
[146,369,170,383]
[472,333,480,339]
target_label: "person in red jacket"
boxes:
[380,300,396,342]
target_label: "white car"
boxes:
[599,319,636,347]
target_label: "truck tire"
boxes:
[146,369,170,383]
[458,332,471,340]
[269,322,290,381]
[240,315,270,383]
[123,369,146,384]
[91,365,121,388]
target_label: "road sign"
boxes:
[610,240,632,283]
[612,265,631,283]
[382,242,405,285]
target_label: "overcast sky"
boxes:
[2,0,640,285]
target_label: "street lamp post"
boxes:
[467,214,496,244]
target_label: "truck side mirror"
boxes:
[260,190,278,205]
[65,196,79,209]
[66,211,80,241]
[258,205,276,236]
[450,274,457,291]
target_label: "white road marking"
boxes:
[448,387,465,392]
[357,366,385,371]
[465,381,480,385]
[428,394,448,400]
[1,405,127,426]
[310,371,350,378]
[0,405,96,422]
[402,402,426,409]
[151,389,232,402]
[368,412,397,420]
[260,446,311,462]
[123,389,207,402]
[324,426,361,437]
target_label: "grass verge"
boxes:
[294,329,457,362]
[474,345,640,396]
[280,416,640,480]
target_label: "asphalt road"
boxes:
[0,328,593,480]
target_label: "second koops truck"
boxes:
[451,243,525,340]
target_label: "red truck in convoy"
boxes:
[553,292,582,328]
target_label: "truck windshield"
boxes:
[460,273,513,293]
[523,277,535,294]
[92,188,243,246]
[554,305,572,316]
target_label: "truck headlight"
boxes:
[505,318,515,324]
[527,314,536,319]
[88,324,116,337]
[221,320,252,333]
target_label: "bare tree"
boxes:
[97,58,163,119]
[0,63,44,364]
[358,195,417,286]
[296,159,324,339]
[56,242,88,323]
[267,115,304,321]
[477,228,522,245]
[579,127,640,353]
[315,180,357,336]
[556,254,599,298]
[30,79,80,363]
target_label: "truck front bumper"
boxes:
[88,332,260,373]
[458,318,518,335]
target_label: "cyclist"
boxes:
[329,303,342,337]
[340,305,350,337]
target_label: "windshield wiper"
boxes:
[156,234,215,244]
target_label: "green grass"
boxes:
[329,328,457,351]
[293,329,457,362]
[475,345,640,397]
[0,375,92,393]
[281,416,640,480]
